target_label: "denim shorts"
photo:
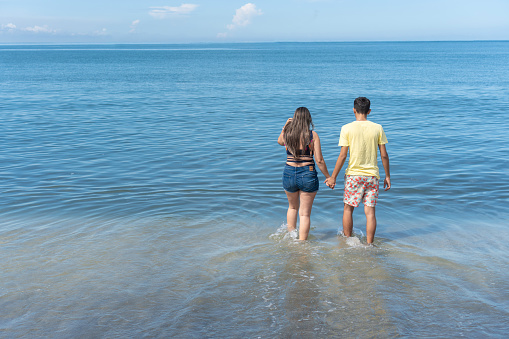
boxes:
[282,164,319,193]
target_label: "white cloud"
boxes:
[1,23,16,32]
[218,3,263,38]
[149,4,199,19]
[227,3,262,30]
[130,19,140,33]
[23,25,57,34]
[3,23,58,34]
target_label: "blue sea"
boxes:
[1,41,508,337]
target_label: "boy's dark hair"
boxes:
[354,97,371,114]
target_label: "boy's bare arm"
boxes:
[326,146,348,189]
[379,144,391,190]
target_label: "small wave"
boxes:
[345,236,364,247]
[336,228,377,248]
[269,223,298,242]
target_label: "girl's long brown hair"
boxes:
[284,107,314,159]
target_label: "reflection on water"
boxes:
[0,215,507,337]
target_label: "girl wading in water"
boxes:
[278,107,333,240]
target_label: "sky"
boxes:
[1,0,508,43]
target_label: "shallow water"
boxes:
[1,42,508,337]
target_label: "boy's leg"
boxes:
[364,205,377,244]
[342,203,354,237]
[362,176,379,244]
[285,191,300,232]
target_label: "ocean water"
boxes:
[0,41,508,337]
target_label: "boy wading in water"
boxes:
[326,97,391,244]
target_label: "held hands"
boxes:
[325,177,336,189]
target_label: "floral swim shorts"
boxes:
[344,175,379,207]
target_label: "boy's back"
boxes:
[339,120,387,179]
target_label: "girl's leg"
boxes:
[285,191,300,232]
[364,205,377,244]
[298,191,317,240]
[343,203,355,237]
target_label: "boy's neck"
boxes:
[354,113,369,121]
[353,108,370,121]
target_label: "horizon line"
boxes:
[1,39,508,46]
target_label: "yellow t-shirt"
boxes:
[338,120,388,179]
